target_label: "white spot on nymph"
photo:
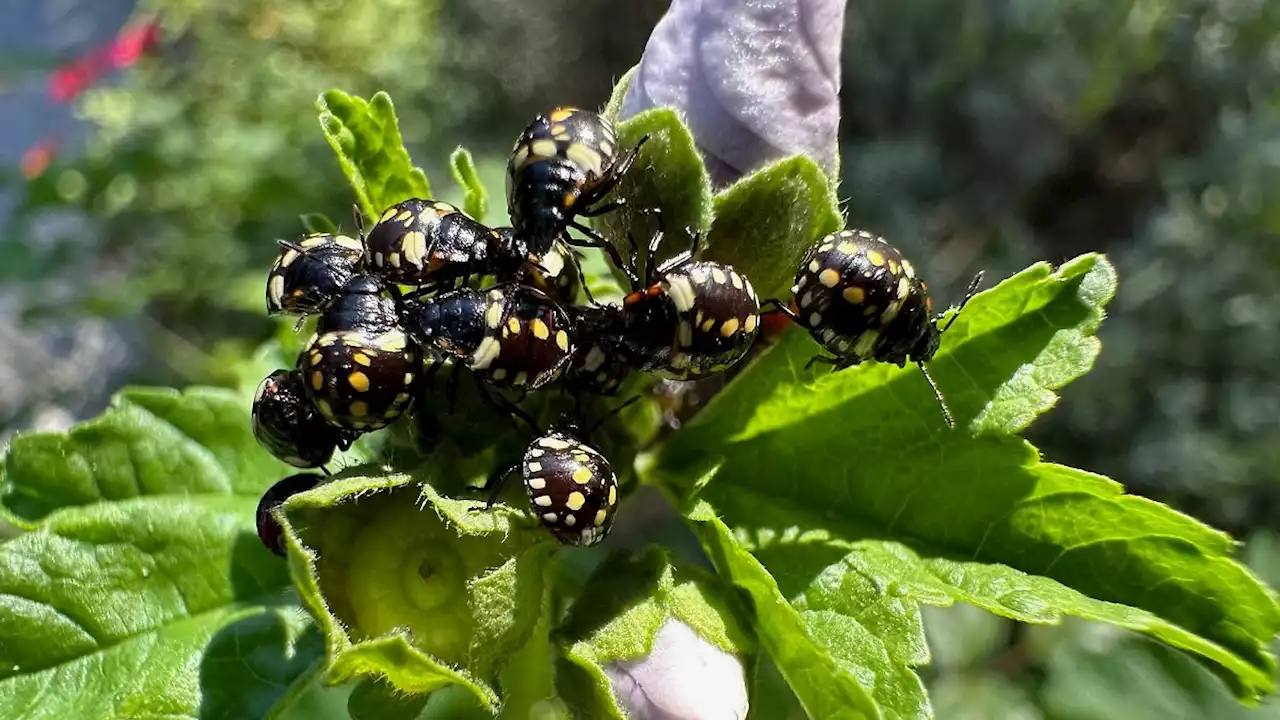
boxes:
[539,436,572,450]
[527,475,546,488]
[730,271,744,289]
[711,267,728,284]
[808,259,821,273]
[809,312,822,327]
[485,301,503,329]
[471,336,501,370]
[268,275,285,307]
[665,275,697,312]
[538,247,565,277]
[534,495,553,507]
[690,266,709,284]
[902,260,916,278]
[678,320,694,347]
[542,512,559,523]
[800,290,816,309]
[584,346,606,372]
[564,515,577,527]
[280,249,299,267]
[897,277,911,300]
[527,448,545,458]
[854,329,880,357]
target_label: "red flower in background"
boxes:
[47,16,160,103]
[20,137,58,179]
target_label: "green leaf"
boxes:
[279,474,556,711]
[317,89,431,220]
[687,503,882,720]
[653,255,1280,700]
[449,147,489,222]
[600,65,638,124]
[556,547,754,717]
[300,212,339,235]
[591,108,714,274]
[1,386,286,527]
[703,155,844,302]
[0,496,318,719]
[347,678,429,720]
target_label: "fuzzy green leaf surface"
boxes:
[1,386,287,527]
[0,384,319,719]
[317,89,431,220]
[703,155,844,302]
[591,108,713,274]
[449,147,489,223]
[279,473,557,711]
[556,548,754,718]
[652,254,1280,701]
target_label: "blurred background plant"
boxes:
[1,0,1278,716]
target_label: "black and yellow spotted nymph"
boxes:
[506,107,647,255]
[265,232,363,316]
[363,198,520,288]
[521,430,618,547]
[564,304,633,396]
[618,226,761,380]
[777,228,983,426]
[401,284,574,391]
[298,275,419,431]
[252,369,359,468]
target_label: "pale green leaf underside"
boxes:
[655,255,1280,700]
[449,147,489,223]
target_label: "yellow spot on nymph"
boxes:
[665,276,696,312]
[701,317,715,332]
[511,145,531,171]
[315,399,333,419]
[572,466,592,484]
[279,249,299,267]
[720,318,740,337]
[513,371,529,386]
[563,191,577,208]
[549,108,575,122]
[818,268,841,288]
[530,318,550,340]
[744,315,758,333]
[310,371,324,391]
[550,123,568,137]
[678,321,694,347]
[507,316,522,334]
[353,352,372,366]
[888,260,900,275]
[388,253,401,268]
[395,209,414,223]
[530,139,558,159]
[866,250,886,267]
[309,351,322,365]
[843,286,865,304]
[349,400,369,417]
[608,485,617,505]
[594,509,608,526]
[380,208,398,223]
[348,371,370,392]
[404,373,414,386]
[491,368,507,381]
[268,276,285,306]
[902,260,916,278]
[808,260,821,273]
[566,491,586,511]
[897,277,911,299]
[837,241,857,255]
[555,330,570,352]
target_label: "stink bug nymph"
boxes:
[256,473,322,557]
[506,106,648,257]
[298,275,419,432]
[265,232,363,316]
[618,220,761,380]
[767,229,983,427]
[252,369,359,469]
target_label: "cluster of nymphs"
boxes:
[250,106,983,558]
